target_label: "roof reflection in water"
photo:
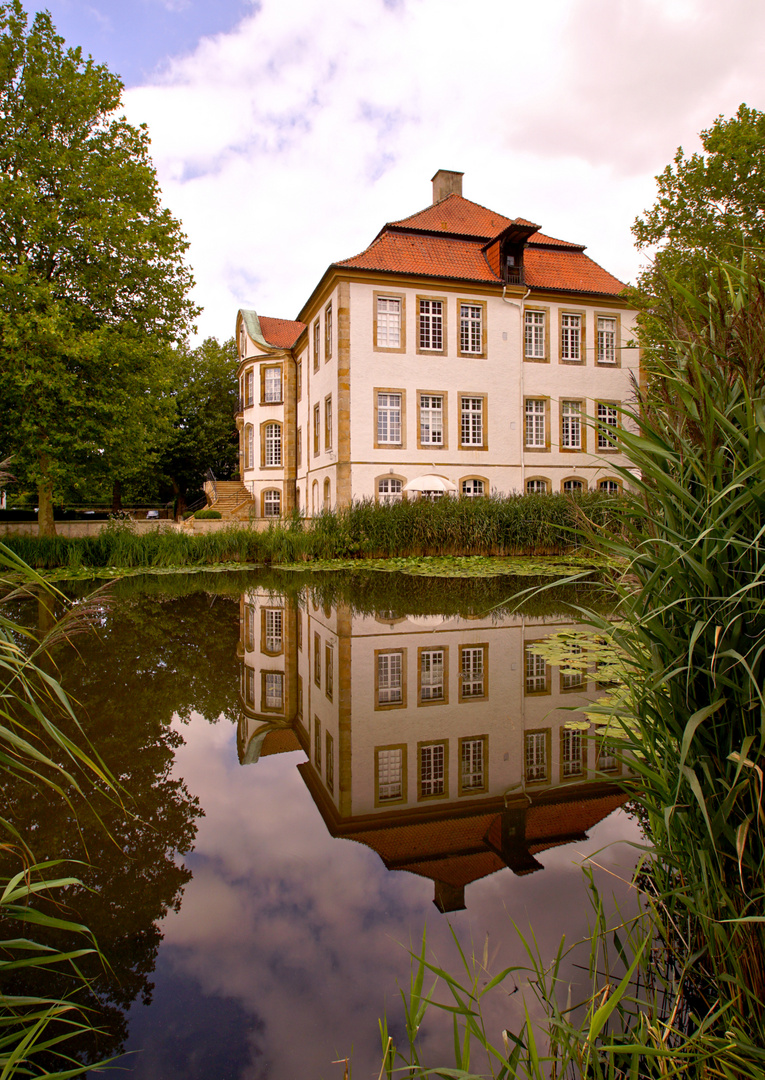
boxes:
[237,587,628,912]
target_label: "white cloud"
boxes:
[122,0,765,341]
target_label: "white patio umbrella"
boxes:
[403,474,458,494]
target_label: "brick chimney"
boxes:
[431,169,463,204]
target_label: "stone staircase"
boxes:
[206,480,256,521]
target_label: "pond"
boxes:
[11,568,641,1079]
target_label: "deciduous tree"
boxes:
[0,1,197,534]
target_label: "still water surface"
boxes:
[21,569,640,1079]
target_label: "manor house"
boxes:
[234,170,638,518]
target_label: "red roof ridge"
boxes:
[529,231,586,251]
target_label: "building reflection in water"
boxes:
[237,588,626,913]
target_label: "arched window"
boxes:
[244,425,254,470]
[323,478,331,510]
[377,477,403,504]
[263,422,282,467]
[296,487,301,510]
[461,478,485,498]
[598,478,620,495]
[312,480,319,514]
[562,478,586,493]
[263,489,281,517]
[526,477,548,494]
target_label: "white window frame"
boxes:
[460,396,483,447]
[376,296,401,348]
[377,392,402,445]
[525,731,548,783]
[263,489,281,517]
[524,309,546,359]
[561,400,582,450]
[419,298,444,351]
[561,313,582,362]
[461,479,484,498]
[419,649,445,702]
[460,303,483,355]
[419,394,444,446]
[597,316,617,364]
[525,399,546,449]
[377,651,403,705]
[460,737,485,791]
[377,747,404,803]
[420,742,446,798]
[378,477,403,504]
[597,402,618,449]
[460,647,485,698]
[264,423,282,466]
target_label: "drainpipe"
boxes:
[502,284,531,493]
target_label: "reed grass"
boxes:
[0,542,120,1075]
[2,492,625,571]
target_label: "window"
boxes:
[244,604,255,651]
[326,732,334,793]
[460,645,486,699]
[419,648,445,703]
[378,477,403,504]
[561,644,585,691]
[526,478,547,494]
[525,730,548,783]
[418,298,444,352]
[325,302,332,361]
[419,394,444,446]
[563,478,585,493]
[324,396,332,450]
[297,360,302,401]
[263,489,281,517]
[525,399,546,449]
[244,424,254,470]
[263,422,282,466]
[376,391,403,446]
[561,728,585,779]
[376,296,402,348]
[263,365,282,403]
[314,716,321,769]
[460,302,483,355]
[597,738,619,773]
[263,608,283,653]
[460,737,486,793]
[525,646,549,694]
[597,316,617,364]
[297,610,303,652]
[376,650,405,707]
[461,479,484,498]
[263,672,283,711]
[323,478,331,511]
[313,404,320,457]
[599,478,620,495]
[314,632,321,688]
[313,320,320,370]
[312,480,319,514]
[419,742,446,798]
[297,675,303,718]
[560,313,582,362]
[597,402,618,449]
[245,666,255,706]
[325,643,334,701]
[560,401,582,450]
[376,746,405,804]
[524,310,546,360]
[245,369,254,407]
[297,427,302,467]
[460,396,484,447]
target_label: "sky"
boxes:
[22,0,765,342]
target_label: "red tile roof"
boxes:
[524,248,625,295]
[332,192,625,296]
[389,193,514,238]
[260,729,303,756]
[259,316,306,349]
[337,232,499,283]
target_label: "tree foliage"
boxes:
[632,104,765,305]
[0,1,197,533]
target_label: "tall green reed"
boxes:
[0,542,121,1076]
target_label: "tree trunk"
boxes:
[171,479,186,522]
[112,478,122,513]
[37,476,56,537]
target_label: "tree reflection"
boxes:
[0,579,241,1066]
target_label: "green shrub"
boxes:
[193,509,222,520]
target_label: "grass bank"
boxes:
[3,492,625,572]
